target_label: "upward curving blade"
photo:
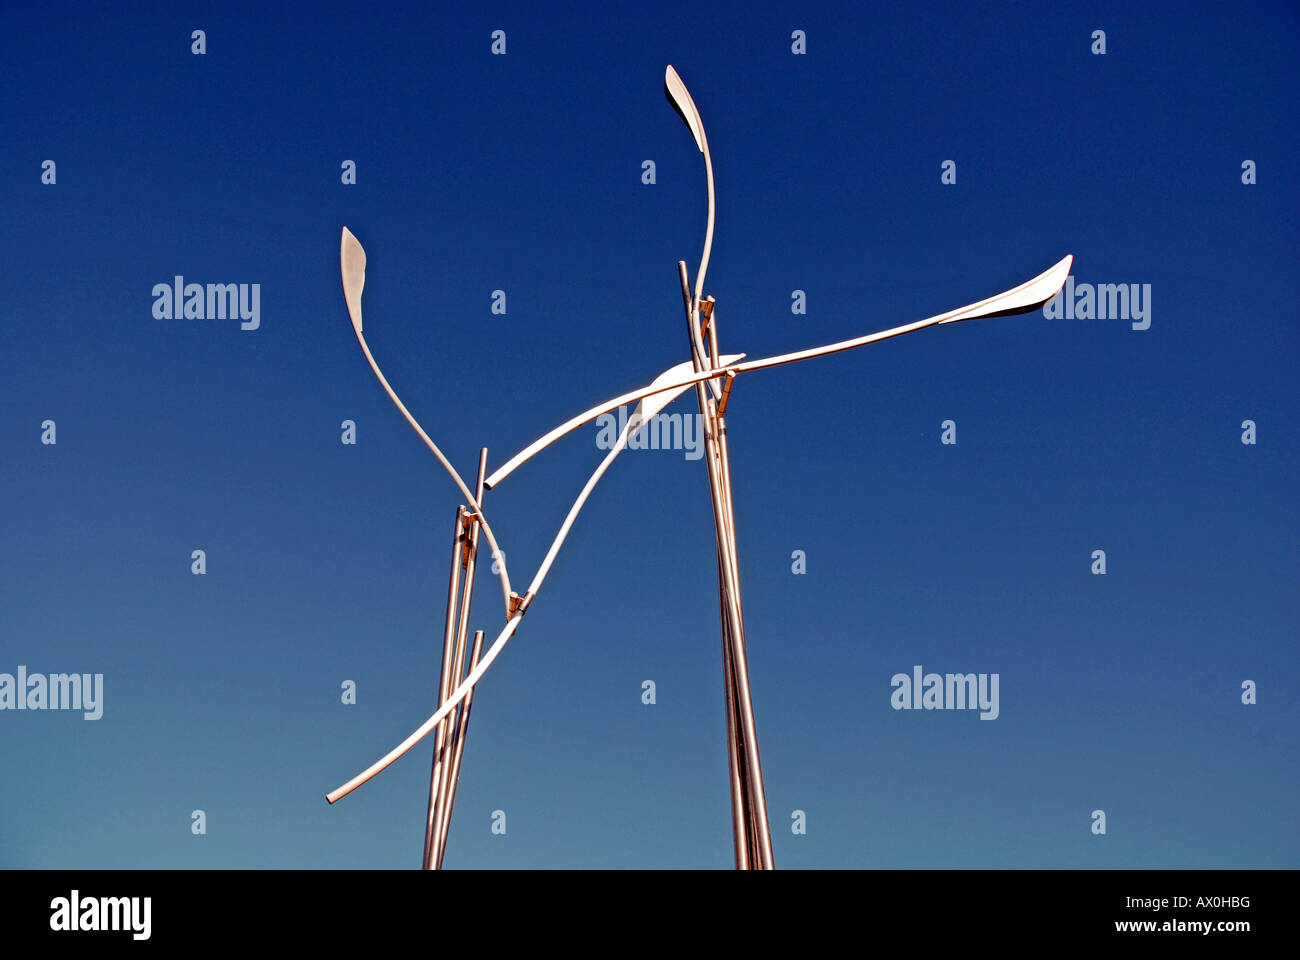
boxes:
[937,254,1073,323]
[341,227,367,334]
[664,65,705,153]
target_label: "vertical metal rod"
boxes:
[706,414,771,867]
[436,628,484,869]
[423,507,466,869]
[678,261,774,869]
[680,262,748,865]
[704,304,754,866]
[715,546,750,868]
[700,296,759,862]
[696,296,774,869]
[432,606,469,861]
[431,449,489,869]
[714,415,775,868]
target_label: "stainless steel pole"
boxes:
[678,261,775,869]
[431,449,489,867]
[423,506,467,868]
[436,628,484,869]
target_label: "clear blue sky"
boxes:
[1,1,1296,868]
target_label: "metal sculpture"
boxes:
[326,66,1073,869]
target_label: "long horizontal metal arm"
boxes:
[484,354,745,490]
[733,254,1073,373]
[486,255,1072,489]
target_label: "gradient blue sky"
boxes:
[1,1,1296,868]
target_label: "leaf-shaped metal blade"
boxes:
[633,354,744,425]
[937,254,1073,323]
[665,65,705,153]
[341,226,367,334]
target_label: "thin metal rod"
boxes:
[705,417,773,867]
[715,534,750,868]
[680,260,774,868]
[707,294,775,866]
[423,507,466,868]
[705,397,768,866]
[714,414,775,868]
[432,451,488,868]
[681,260,750,867]
[436,628,484,869]
[682,263,748,863]
[707,402,756,861]
[431,599,469,864]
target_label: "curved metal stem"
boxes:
[352,327,515,617]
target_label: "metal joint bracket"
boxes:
[461,511,480,567]
[699,295,716,338]
[716,370,737,418]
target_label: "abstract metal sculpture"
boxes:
[326,66,1073,869]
